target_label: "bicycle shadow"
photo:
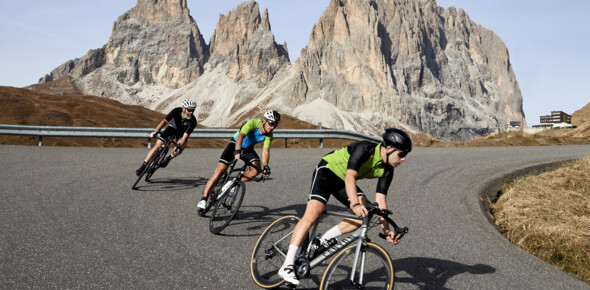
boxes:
[209,203,348,237]
[392,257,496,289]
[133,176,208,191]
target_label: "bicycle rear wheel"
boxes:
[320,242,394,289]
[251,215,302,288]
[209,180,245,234]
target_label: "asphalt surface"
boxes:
[1,144,589,289]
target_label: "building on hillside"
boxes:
[540,111,571,124]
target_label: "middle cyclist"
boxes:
[197,110,281,216]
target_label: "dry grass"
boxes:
[492,158,590,282]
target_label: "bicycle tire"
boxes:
[209,180,245,234]
[145,147,168,182]
[251,215,302,289]
[319,242,394,290]
[132,148,160,189]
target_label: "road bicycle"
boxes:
[132,132,177,190]
[199,158,263,234]
[250,203,408,289]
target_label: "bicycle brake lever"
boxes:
[378,227,408,241]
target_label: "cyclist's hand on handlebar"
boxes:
[351,203,368,218]
[262,165,271,179]
[383,229,399,245]
[150,131,157,138]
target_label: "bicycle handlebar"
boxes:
[155,132,177,147]
[227,158,266,182]
[365,203,409,242]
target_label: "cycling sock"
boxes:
[282,245,299,269]
[320,225,342,243]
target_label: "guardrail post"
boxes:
[318,122,323,148]
[284,138,287,148]
[147,138,151,149]
[38,136,42,147]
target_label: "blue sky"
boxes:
[1,0,588,126]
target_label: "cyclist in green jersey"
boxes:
[197,110,281,216]
[278,128,412,286]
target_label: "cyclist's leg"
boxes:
[144,138,164,162]
[279,199,325,285]
[202,141,235,198]
[279,162,333,284]
[325,187,368,238]
[239,148,260,181]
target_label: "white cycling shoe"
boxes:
[197,199,207,210]
[278,265,300,286]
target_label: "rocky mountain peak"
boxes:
[209,1,289,85]
[277,0,525,139]
[38,0,526,141]
[120,0,191,24]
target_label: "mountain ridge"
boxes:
[37,0,525,141]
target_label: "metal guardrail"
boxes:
[0,124,381,147]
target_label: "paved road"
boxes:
[1,145,589,289]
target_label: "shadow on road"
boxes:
[209,203,350,237]
[393,257,496,289]
[133,176,208,191]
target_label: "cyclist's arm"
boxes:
[178,132,189,149]
[346,169,368,217]
[262,147,270,168]
[154,119,169,133]
[375,192,399,244]
[234,132,247,158]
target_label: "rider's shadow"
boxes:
[134,177,208,191]
[393,257,496,289]
[218,203,349,237]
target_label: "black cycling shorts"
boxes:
[161,126,183,140]
[308,160,366,207]
[219,140,260,168]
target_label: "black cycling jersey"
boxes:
[165,107,197,136]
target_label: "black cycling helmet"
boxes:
[382,128,412,152]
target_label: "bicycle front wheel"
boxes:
[209,180,245,234]
[132,148,160,189]
[251,215,301,288]
[145,147,167,182]
[320,242,394,290]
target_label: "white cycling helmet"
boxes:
[263,110,281,123]
[182,99,197,110]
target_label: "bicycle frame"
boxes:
[214,159,262,200]
[307,211,368,271]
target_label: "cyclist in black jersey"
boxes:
[278,128,412,286]
[136,99,197,175]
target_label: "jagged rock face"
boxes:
[38,0,526,141]
[101,0,209,88]
[208,1,289,86]
[39,0,209,104]
[287,0,525,140]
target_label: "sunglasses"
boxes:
[186,108,195,113]
[267,121,277,127]
[397,150,408,158]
